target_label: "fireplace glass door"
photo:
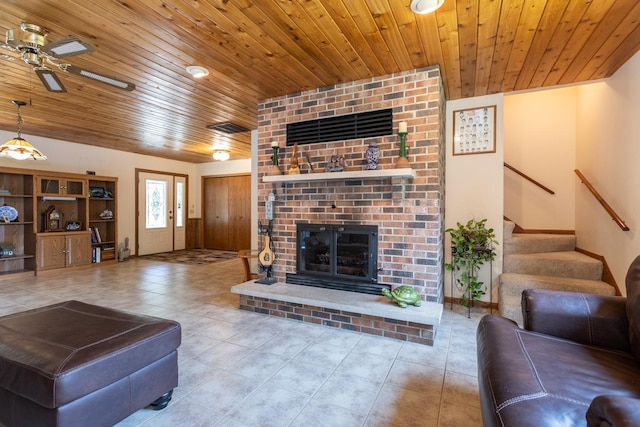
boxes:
[297,224,378,283]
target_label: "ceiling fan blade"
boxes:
[40,36,95,59]
[34,68,67,93]
[0,53,17,61]
[0,43,18,61]
[62,64,135,91]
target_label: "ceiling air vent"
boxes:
[286,109,392,146]
[206,122,250,134]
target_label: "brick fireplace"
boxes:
[256,66,446,304]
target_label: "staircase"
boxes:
[499,220,616,325]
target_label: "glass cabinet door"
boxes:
[38,177,63,196]
[37,177,87,197]
[65,179,86,197]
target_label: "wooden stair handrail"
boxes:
[574,169,629,231]
[504,162,555,194]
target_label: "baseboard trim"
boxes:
[575,247,621,295]
[504,216,575,235]
[444,296,498,311]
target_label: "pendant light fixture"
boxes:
[0,100,47,160]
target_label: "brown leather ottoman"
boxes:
[0,300,181,427]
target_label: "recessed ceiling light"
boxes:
[410,0,445,14]
[186,65,209,78]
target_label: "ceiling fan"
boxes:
[0,22,135,93]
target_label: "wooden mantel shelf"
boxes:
[262,168,416,183]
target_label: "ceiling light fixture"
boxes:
[410,0,445,14]
[213,149,230,161]
[186,65,209,78]
[0,100,47,160]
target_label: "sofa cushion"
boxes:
[477,315,640,427]
[625,255,640,362]
[0,300,181,408]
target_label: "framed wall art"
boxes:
[453,105,496,156]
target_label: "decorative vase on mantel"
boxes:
[364,141,380,170]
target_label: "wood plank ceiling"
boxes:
[0,1,638,163]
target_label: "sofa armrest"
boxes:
[522,289,630,351]
[586,395,640,427]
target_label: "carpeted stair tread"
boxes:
[498,275,615,326]
[499,273,615,299]
[498,294,523,325]
[504,233,576,255]
[504,220,515,241]
[503,251,602,280]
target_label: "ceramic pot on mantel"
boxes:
[364,142,380,170]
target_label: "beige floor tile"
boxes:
[0,257,487,427]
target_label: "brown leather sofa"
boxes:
[477,255,640,427]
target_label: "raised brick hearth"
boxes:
[232,281,442,346]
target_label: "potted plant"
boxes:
[445,218,498,307]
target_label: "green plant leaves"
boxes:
[445,218,498,307]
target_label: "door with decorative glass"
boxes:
[138,172,174,255]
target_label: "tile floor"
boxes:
[0,257,487,427]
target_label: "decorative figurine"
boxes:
[99,209,114,219]
[364,141,380,170]
[382,285,422,308]
[288,143,301,175]
[326,154,345,172]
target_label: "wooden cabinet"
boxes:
[88,177,118,263]
[0,167,118,277]
[37,233,92,271]
[37,176,87,197]
[0,171,35,276]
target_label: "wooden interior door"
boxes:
[228,175,251,250]
[203,175,250,250]
[203,176,229,249]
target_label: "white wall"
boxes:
[1,131,195,254]
[445,94,504,303]
[503,87,577,230]
[194,130,257,254]
[0,128,258,260]
[575,51,640,293]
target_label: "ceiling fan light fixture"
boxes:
[0,100,47,161]
[410,0,445,14]
[213,149,230,161]
[63,64,135,91]
[35,68,67,92]
[40,36,95,58]
[186,65,209,78]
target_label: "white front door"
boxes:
[138,172,174,255]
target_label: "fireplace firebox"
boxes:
[286,223,389,295]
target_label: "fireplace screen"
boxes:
[288,223,383,294]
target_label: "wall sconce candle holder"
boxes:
[270,144,282,175]
[396,122,410,168]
